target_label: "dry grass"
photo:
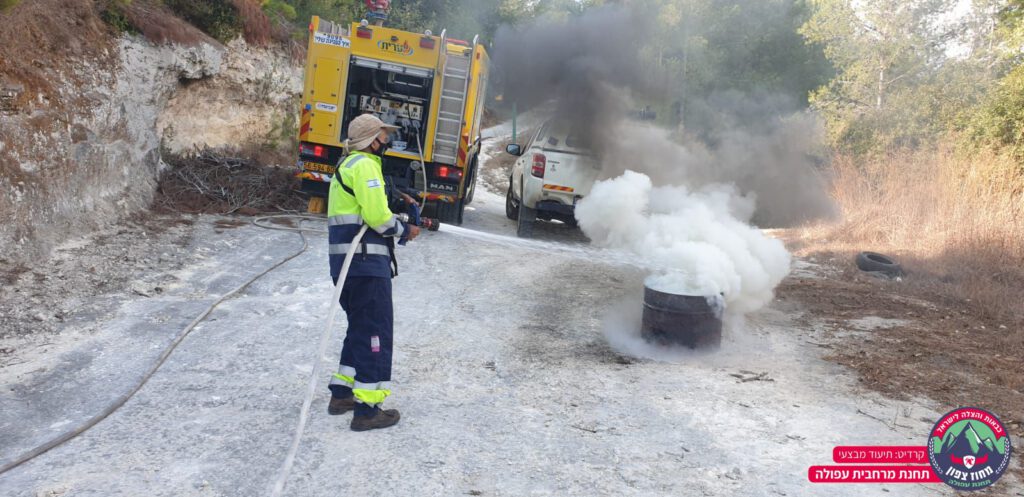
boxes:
[118,0,295,51]
[0,0,114,103]
[797,144,1024,326]
[228,0,271,46]
[783,145,1024,439]
[121,1,210,45]
[229,0,304,58]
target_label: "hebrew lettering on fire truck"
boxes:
[296,14,489,225]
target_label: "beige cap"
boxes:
[347,113,400,151]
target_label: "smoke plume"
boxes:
[575,170,791,316]
[492,5,832,350]
[493,4,836,227]
[492,8,646,151]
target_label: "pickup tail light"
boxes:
[531,153,546,178]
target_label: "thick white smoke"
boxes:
[492,4,818,356]
[575,169,791,318]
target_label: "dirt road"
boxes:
[0,146,1006,496]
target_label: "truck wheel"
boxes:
[505,181,519,221]
[464,155,478,205]
[516,185,536,238]
[437,199,465,226]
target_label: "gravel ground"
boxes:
[1,129,1018,496]
[0,215,197,367]
[2,199,980,497]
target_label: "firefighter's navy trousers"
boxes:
[328,276,394,415]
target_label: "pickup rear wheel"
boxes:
[505,180,519,221]
[516,183,536,238]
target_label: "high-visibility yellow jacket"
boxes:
[327,151,408,279]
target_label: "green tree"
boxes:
[277,0,534,41]
[386,0,541,41]
[800,0,996,153]
[283,0,362,29]
[635,0,832,134]
[970,0,1024,156]
[262,0,298,22]
[996,0,1024,55]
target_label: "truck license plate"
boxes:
[303,161,335,174]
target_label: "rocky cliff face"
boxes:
[157,39,301,154]
[0,35,300,265]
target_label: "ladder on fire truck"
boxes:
[432,34,478,165]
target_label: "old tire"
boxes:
[505,179,519,221]
[856,252,902,276]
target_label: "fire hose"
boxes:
[0,215,313,477]
[0,209,435,493]
[264,204,434,494]
[268,222,367,496]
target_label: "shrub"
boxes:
[970,64,1024,159]
[0,0,21,13]
[100,0,137,35]
[162,0,242,43]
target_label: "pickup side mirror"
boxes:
[505,143,522,156]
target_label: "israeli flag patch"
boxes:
[366,179,382,188]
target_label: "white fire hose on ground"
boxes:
[267,221,368,496]
[1,210,398,494]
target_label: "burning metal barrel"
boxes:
[641,283,723,349]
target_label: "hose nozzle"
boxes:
[419,217,440,231]
[396,212,440,231]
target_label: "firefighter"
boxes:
[326,113,420,431]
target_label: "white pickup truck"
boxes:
[504,121,600,237]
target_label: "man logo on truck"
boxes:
[377,40,413,56]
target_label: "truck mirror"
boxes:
[505,143,522,156]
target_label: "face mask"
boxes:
[373,137,390,158]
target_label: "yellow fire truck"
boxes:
[296,16,489,225]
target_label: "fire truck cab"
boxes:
[296,16,489,225]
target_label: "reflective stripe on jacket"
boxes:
[327,151,407,279]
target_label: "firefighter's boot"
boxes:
[328,396,355,415]
[350,407,401,431]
